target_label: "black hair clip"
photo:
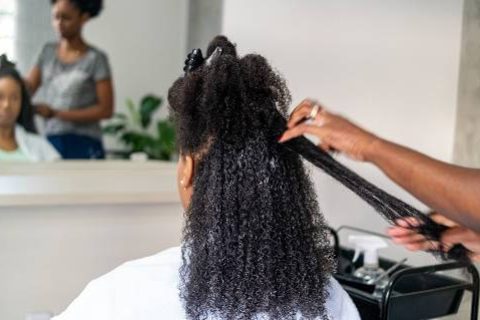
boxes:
[0,54,15,69]
[183,48,204,75]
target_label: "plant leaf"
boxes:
[140,95,162,129]
[157,120,176,153]
[120,132,154,152]
[113,113,128,120]
[126,98,141,128]
[107,95,176,160]
[103,123,126,135]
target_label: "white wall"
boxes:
[84,0,188,111]
[14,0,56,74]
[0,161,183,320]
[223,0,464,264]
[84,0,189,147]
[187,0,223,51]
[0,203,183,320]
[453,0,480,167]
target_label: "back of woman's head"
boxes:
[0,56,36,133]
[168,36,333,320]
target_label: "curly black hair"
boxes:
[50,0,103,18]
[0,56,37,133]
[169,36,335,320]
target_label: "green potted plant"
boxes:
[103,95,176,161]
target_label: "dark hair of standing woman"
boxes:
[50,0,103,18]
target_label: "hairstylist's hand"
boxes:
[388,214,480,262]
[279,99,380,161]
[35,104,57,119]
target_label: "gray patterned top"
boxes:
[32,42,111,140]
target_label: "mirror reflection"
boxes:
[0,0,192,162]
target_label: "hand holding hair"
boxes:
[35,104,57,119]
[389,214,480,262]
[279,99,380,161]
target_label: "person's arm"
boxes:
[25,65,42,94]
[56,79,114,122]
[367,138,480,231]
[25,43,47,95]
[280,99,480,231]
[38,79,114,122]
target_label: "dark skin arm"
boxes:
[36,79,114,122]
[279,99,480,232]
[25,65,42,94]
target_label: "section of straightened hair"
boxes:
[283,135,470,262]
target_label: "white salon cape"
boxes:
[52,247,360,320]
[15,125,60,161]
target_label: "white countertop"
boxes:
[0,160,180,206]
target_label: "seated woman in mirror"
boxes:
[51,36,359,320]
[0,56,59,162]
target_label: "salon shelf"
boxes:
[0,160,180,207]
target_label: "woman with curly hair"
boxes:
[51,36,359,319]
[25,0,114,159]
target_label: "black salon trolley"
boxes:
[330,226,479,320]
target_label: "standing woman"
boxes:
[26,0,114,159]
